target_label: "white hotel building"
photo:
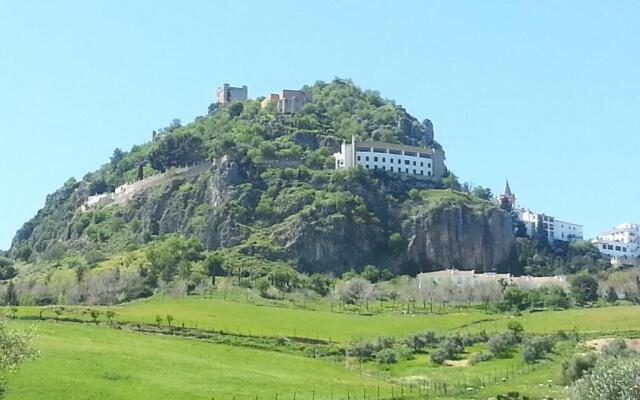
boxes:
[592,223,640,259]
[333,138,446,179]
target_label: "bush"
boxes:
[486,332,517,357]
[254,277,271,297]
[375,348,398,364]
[570,274,599,305]
[0,257,17,281]
[570,357,640,400]
[463,331,489,346]
[349,341,376,361]
[430,334,464,364]
[0,321,37,393]
[545,287,571,310]
[522,336,555,363]
[561,352,598,384]
[469,351,493,365]
[602,338,634,358]
[500,287,530,311]
[394,344,415,361]
[430,347,448,365]
[307,273,331,296]
[405,331,437,351]
[376,336,395,350]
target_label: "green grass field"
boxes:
[112,297,640,339]
[7,297,640,400]
[471,305,640,334]
[14,296,640,341]
[111,297,495,341]
[6,321,391,400]
[4,320,570,400]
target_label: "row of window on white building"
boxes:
[357,154,432,168]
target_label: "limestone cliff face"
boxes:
[11,156,516,276]
[401,206,516,273]
[270,210,388,274]
[121,156,257,249]
[269,181,517,275]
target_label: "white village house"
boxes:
[592,223,640,260]
[498,181,583,242]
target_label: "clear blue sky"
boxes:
[1,1,639,250]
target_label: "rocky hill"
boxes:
[9,79,518,276]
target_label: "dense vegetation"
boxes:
[5,79,613,311]
[9,79,443,264]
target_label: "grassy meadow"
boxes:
[6,295,640,399]
[15,296,640,341]
[6,321,391,400]
[113,297,640,338]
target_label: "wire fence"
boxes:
[202,362,539,400]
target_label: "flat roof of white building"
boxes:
[355,140,435,154]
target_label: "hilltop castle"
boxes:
[260,90,308,114]
[215,83,308,114]
[216,84,248,104]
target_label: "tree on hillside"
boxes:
[334,278,373,306]
[0,258,16,281]
[3,282,18,307]
[148,132,205,172]
[110,148,125,167]
[105,310,116,326]
[545,287,570,310]
[570,274,599,305]
[0,322,37,396]
[605,286,619,303]
[145,235,204,284]
[361,265,392,283]
[228,102,244,117]
[89,309,100,324]
[202,253,225,286]
[307,273,331,296]
[472,186,493,201]
[501,287,529,311]
[441,172,461,191]
[473,280,503,311]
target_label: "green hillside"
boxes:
[8,296,640,399]
[6,321,391,400]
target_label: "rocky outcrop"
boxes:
[271,212,387,274]
[11,159,515,276]
[401,206,516,273]
[123,156,256,249]
[270,180,516,275]
[397,107,436,147]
